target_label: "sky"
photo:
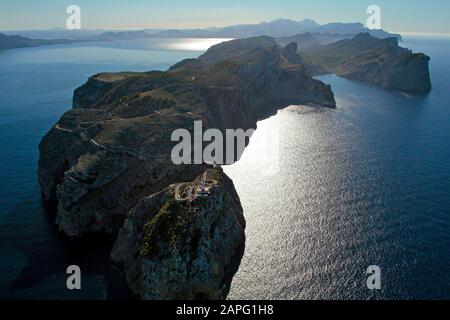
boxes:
[1,0,449,34]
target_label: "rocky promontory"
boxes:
[111,167,245,299]
[0,32,72,51]
[299,33,431,94]
[38,36,335,299]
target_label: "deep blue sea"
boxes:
[0,36,449,299]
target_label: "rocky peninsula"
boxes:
[111,168,245,299]
[38,36,335,299]
[298,33,431,94]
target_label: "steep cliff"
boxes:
[111,168,245,299]
[301,33,431,94]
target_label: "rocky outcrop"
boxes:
[38,36,336,298]
[335,44,431,94]
[281,42,304,64]
[301,33,431,94]
[111,168,245,299]
[276,32,321,51]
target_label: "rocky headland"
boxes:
[38,36,336,299]
[298,33,431,94]
[111,168,245,299]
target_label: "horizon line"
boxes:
[2,27,449,38]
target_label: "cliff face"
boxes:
[111,168,245,299]
[335,46,431,94]
[38,36,335,298]
[301,33,431,94]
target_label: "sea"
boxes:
[0,36,449,299]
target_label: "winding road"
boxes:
[53,123,151,161]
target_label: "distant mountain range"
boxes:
[142,18,400,40]
[1,18,401,51]
[0,33,72,50]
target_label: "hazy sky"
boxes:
[1,0,449,34]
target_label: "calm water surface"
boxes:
[226,36,450,299]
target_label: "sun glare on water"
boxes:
[168,38,234,51]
